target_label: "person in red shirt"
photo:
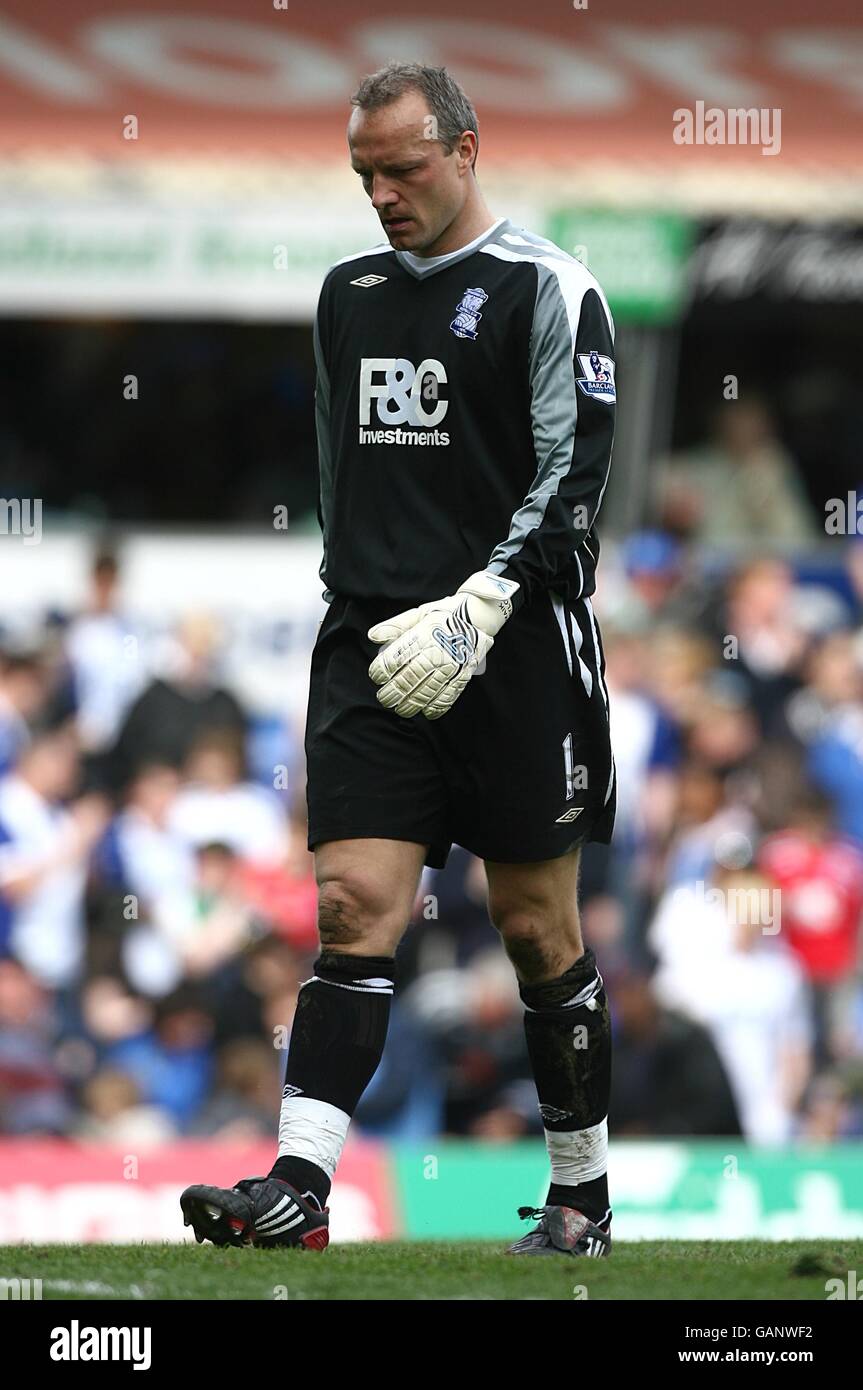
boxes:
[237,807,319,954]
[759,790,863,1065]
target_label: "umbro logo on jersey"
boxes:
[555,806,584,824]
[350,274,387,288]
[282,1084,304,1100]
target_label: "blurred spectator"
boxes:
[103,985,214,1131]
[402,949,538,1140]
[605,627,680,853]
[664,760,754,887]
[686,673,760,776]
[108,612,246,789]
[0,959,70,1134]
[617,530,720,632]
[618,531,684,625]
[788,633,863,847]
[189,1039,279,1140]
[0,647,48,775]
[722,560,806,713]
[238,804,319,952]
[798,1072,863,1142]
[75,1068,176,1145]
[609,969,742,1136]
[601,626,680,952]
[410,846,498,969]
[658,398,817,546]
[65,546,145,755]
[97,762,193,907]
[0,724,108,987]
[168,730,285,863]
[647,626,716,728]
[650,864,813,1143]
[243,937,304,1051]
[353,999,446,1139]
[154,842,264,980]
[845,537,863,620]
[759,791,863,1065]
[78,974,155,1049]
[83,763,195,997]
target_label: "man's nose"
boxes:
[370,177,398,209]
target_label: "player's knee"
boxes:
[488,905,558,979]
[316,873,392,948]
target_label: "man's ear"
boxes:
[457,130,478,174]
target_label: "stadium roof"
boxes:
[1,0,861,316]
[0,0,860,215]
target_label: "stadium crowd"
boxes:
[2,511,863,1149]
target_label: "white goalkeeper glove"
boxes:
[367,570,520,720]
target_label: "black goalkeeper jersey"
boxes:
[313,216,616,614]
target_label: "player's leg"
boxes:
[485,848,613,1256]
[427,587,615,1253]
[268,835,426,1204]
[181,835,426,1249]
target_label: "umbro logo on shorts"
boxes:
[350,274,387,288]
[555,807,584,824]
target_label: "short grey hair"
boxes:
[350,62,479,169]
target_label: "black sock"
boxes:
[269,951,395,1205]
[547,1174,610,1228]
[519,948,612,1226]
[269,1155,332,1209]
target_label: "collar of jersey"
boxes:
[394,217,509,280]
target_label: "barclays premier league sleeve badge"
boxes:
[450,287,488,340]
[575,350,616,404]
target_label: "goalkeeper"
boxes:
[182,60,616,1260]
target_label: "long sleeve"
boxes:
[486,263,616,610]
[312,279,334,591]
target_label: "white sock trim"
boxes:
[306,976,394,995]
[523,972,603,1013]
[545,1116,608,1185]
[277,1096,351,1180]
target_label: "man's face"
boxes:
[347,90,471,254]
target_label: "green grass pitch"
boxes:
[4,1241,862,1300]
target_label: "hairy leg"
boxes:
[484,847,583,982]
[271,837,427,1205]
[485,847,612,1230]
[314,837,427,956]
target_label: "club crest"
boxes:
[450,287,488,340]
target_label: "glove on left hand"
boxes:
[367,570,520,719]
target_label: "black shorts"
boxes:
[305,590,616,869]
